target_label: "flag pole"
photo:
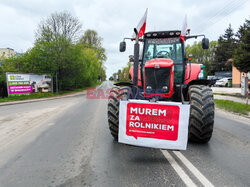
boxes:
[133,28,139,86]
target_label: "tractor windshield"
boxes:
[142,37,185,84]
[142,37,183,65]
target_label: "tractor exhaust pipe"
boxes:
[133,28,140,86]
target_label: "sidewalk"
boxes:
[211,87,248,104]
[0,83,105,107]
[212,87,241,94]
[0,91,86,106]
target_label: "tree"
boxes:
[79,29,107,62]
[79,29,107,82]
[80,30,101,48]
[36,11,82,43]
[99,66,107,81]
[235,19,250,42]
[32,11,84,90]
[112,61,132,82]
[213,24,236,72]
[186,41,217,76]
[233,19,250,73]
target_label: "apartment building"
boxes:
[0,48,16,58]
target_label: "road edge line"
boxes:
[173,151,214,187]
[161,150,197,187]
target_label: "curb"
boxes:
[215,107,250,120]
[213,94,246,104]
[0,91,86,107]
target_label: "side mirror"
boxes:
[202,38,209,49]
[129,55,134,62]
[188,54,193,61]
[119,41,126,52]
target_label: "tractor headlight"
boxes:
[146,86,152,90]
[162,86,168,92]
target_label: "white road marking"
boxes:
[173,151,214,187]
[161,150,197,187]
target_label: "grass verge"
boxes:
[214,99,250,115]
[0,81,103,103]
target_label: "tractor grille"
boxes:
[145,67,171,94]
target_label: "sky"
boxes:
[0,0,249,78]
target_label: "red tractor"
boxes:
[108,29,214,143]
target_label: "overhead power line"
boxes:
[194,0,248,33]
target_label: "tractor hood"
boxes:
[144,58,174,68]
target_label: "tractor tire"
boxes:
[107,87,129,140]
[188,85,214,143]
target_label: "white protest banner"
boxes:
[118,100,190,150]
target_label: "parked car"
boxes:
[207,76,220,86]
[215,78,232,87]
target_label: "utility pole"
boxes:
[241,75,248,110]
[246,77,249,110]
[246,88,248,110]
[56,70,59,93]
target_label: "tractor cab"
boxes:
[142,31,185,98]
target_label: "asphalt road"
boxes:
[0,81,249,187]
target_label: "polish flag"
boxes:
[180,15,187,41]
[133,9,148,39]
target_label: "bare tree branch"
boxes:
[36,11,82,43]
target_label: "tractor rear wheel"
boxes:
[107,87,129,140]
[188,85,214,143]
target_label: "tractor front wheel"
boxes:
[107,87,129,140]
[188,85,214,143]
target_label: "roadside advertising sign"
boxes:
[119,100,190,150]
[6,73,52,96]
